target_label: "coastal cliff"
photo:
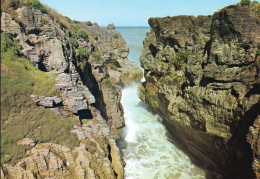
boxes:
[140,2,260,178]
[1,0,142,178]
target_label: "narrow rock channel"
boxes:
[117,27,206,178]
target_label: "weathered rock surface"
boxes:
[140,3,260,178]
[31,95,63,108]
[17,138,36,147]
[81,22,143,87]
[1,2,137,178]
[4,114,125,179]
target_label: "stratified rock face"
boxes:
[81,22,143,87]
[3,111,124,179]
[140,4,260,178]
[1,3,141,178]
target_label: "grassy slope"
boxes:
[1,33,79,165]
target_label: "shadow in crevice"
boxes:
[74,60,109,121]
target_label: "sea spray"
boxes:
[117,27,205,179]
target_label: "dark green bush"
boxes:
[76,29,89,40]
[87,21,92,26]
[240,0,251,5]
[30,0,47,14]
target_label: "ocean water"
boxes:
[116,27,205,179]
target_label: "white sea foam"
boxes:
[117,27,205,179]
[121,84,205,179]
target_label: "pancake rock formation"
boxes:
[140,2,260,178]
[1,1,142,178]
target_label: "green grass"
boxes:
[91,51,102,61]
[1,33,79,165]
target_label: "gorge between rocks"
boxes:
[117,27,205,179]
[1,1,259,178]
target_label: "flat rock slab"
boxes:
[31,95,62,108]
[17,138,35,146]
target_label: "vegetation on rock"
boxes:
[249,1,260,17]
[76,48,89,59]
[240,0,251,5]
[29,0,47,13]
[1,33,79,165]
[171,50,191,70]
[92,51,102,61]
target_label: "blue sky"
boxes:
[41,0,241,27]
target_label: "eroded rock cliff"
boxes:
[1,0,142,178]
[140,2,260,178]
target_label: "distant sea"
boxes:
[116,27,150,67]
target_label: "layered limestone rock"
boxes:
[1,2,140,178]
[140,4,260,178]
[81,23,143,86]
[3,112,124,179]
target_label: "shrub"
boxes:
[71,24,89,41]
[171,50,191,70]
[87,21,92,26]
[76,48,89,59]
[76,29,89,40]
[240,0,251,5]
[30,0,47,14]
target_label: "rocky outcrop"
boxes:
[3,112,124,179]
[81,22,143,87]
[140,3,260,178]
[1,2,141,178]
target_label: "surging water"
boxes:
[117,27,205,179]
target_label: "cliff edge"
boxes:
[140,2,260,178]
